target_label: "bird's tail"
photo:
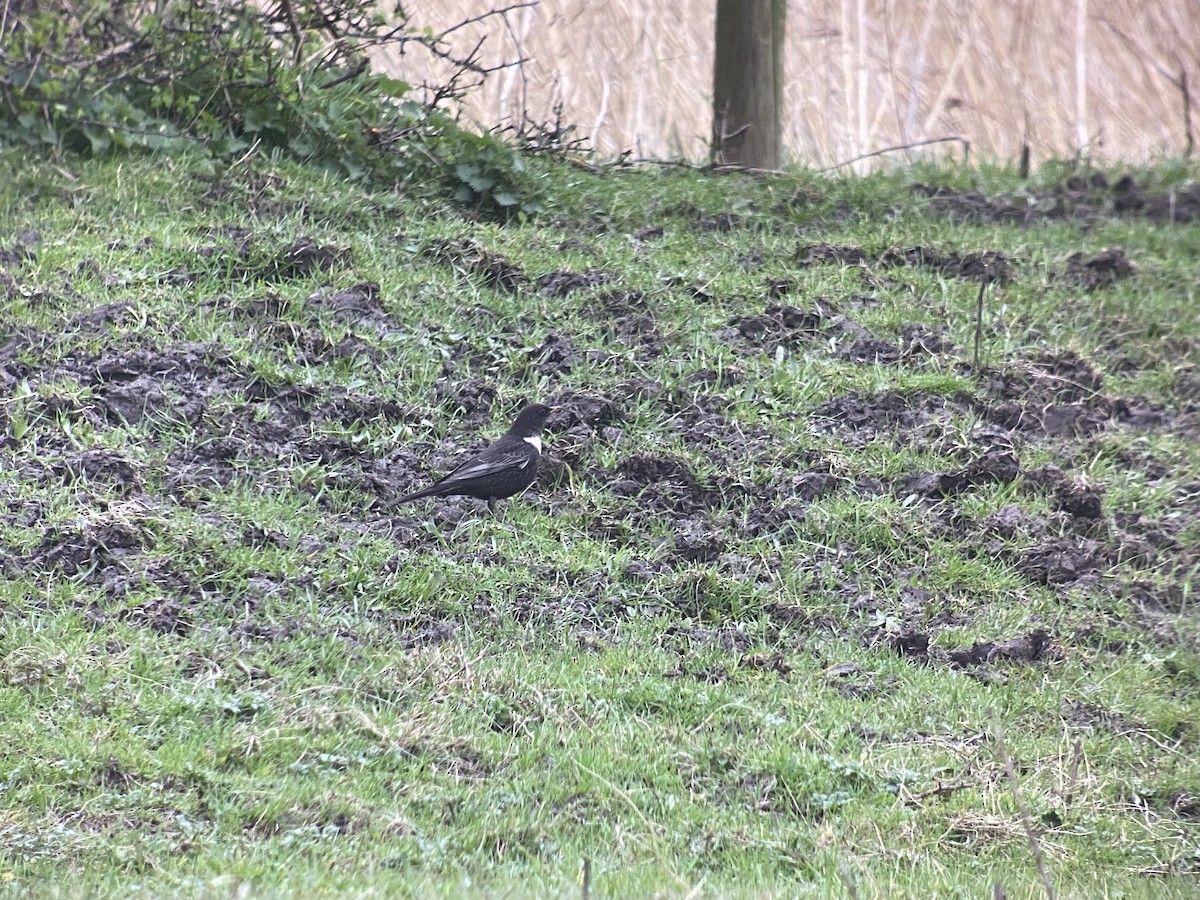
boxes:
[393,484,445,505]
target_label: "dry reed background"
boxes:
[381,0,1198,167]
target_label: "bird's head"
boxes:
[508,402,552,436]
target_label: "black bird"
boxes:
[395,402,552,513]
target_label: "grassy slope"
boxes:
[0,151,1198,898]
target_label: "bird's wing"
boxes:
[435,444,535,485]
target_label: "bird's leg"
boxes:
[487,498,497,515]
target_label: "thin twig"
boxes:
[1180,63,1194,159]
[973,279,986,372]
[903,780,974,804]
[1064,737,1083,806]
[817,135,970,172]
[991,711,1057,900]
[277,0,304,65]
[318,58,368,90]
[435,2,539,40]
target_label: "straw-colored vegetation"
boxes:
[388,0,1199,166]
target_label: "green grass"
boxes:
[1,149,1198,898]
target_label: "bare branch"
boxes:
[818,136,970,172]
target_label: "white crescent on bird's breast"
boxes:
[523,435,542,452]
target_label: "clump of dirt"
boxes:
[689,367,745,390]
[1016,535,1109,585]
[886,629,931,660]
[173,235,347,284]
[48,448,143,496]
[268,237,347,279]
[824,662,898,699]
[608,453,723,516]
[627,225,662,242]
[692,212,746,232]
[1052,478,1105,520]
[724,301,906,365]
[990,350,1104,401]
[900,323,954,358]
[1062,699,1149,735]
[810,390,967,448]
[394,618,457,650]
[982,504,1041,539]
[915,174,1200,225]
[541,390,622,479]
[0,229,40,267]
[547,392,619,433]
[944,630,1055,668]
[306,282,393,328]
[424,238,526,293]
[799,242,1012,283]
[434,378,497,422]
[672,516,728,562]
[529,332,578,376]
[34,519,148,576]
[164,438,247,497]
[980,350,1141,437]
[914,185,1031,224]
[728,303,825,345]
[537,269,611,297]
[899,447,1020,497]
[68,340,237,428]
[590,290,660,346]
[1061,247,1134,290]
[726,306,951,368]
[879,625,1058,676]
[839,336,901,365]
[197,172,292,217]
[797,243,872,267]
[881,246,1013,284]
[119,597,188,635]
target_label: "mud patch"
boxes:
[33,518,148,576]
[590,290,661,347]
[799,242,1012,283]
[424,238,526,293]
[1062,699,1149,735]
[944,630,1055,668]
[48,448,143,496]
[306,282,393,329]
[537,269,611,297]
[899,447,1020,497]
[529,332,579,377]
[609,453,722,515]
[980,350,1188,438]
[722,300,907,365]
[1060,247,1134,290]
[810,390,968,448]
[1015,536,1109,585]
[916,174,1200,225]
[880,246,1013,284]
